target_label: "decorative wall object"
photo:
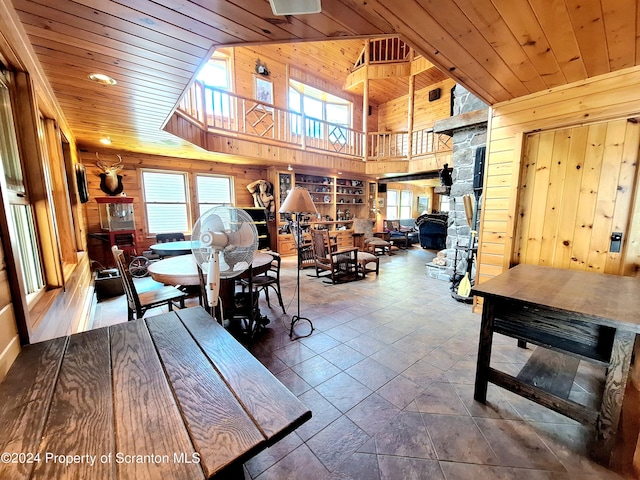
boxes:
[95,152,124,195]
[254,76,273,105]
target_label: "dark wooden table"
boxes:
[472,264,640,463]
[0,307,311,479]
[149,240,196,257]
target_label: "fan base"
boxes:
[289,315,314,339]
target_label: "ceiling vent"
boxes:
[269,0,321,15]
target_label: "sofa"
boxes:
[383,219,420,247]
[416,214,448,250]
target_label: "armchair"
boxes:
[310,229,359,284]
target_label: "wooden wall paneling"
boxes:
[590,120,632,273]
[570,123,607,271]
[479,67,640,286]
[490,71,640,133]
[538,129,571,268]
[620,124,640,276]
[412,80,455,131]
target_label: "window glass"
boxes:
[197,58,229,89]
[0,84,25,193]
[142,171,189,234]
[196,175,233,217]
[11,204,44,294]
[288,79,351,141]
[400,190,412,218]
[0,77,44,294]
[197,56,231,118]
[386,189,398,220]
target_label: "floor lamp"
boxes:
[279,186,318,339]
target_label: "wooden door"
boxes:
[513,118,640,275]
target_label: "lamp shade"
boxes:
[279,186,318,214]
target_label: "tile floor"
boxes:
[93,247,631,479]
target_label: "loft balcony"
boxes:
[168,81,452,176]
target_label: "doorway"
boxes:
[513,118,640,275]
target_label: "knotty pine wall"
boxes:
[377,79,455,132]
[82,150,269,267]
[478,65,640,287]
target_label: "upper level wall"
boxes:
[477,65,640,285]
[231,45,365,131]
[378,78,455,132]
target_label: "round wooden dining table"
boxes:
[147,251,273,286]
[147,252,274,322]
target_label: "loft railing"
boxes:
[353,38,412,70]
[178,81,365,158]
[177,81,451,162]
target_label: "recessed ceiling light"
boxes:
[269,0,321,15]
[89,73,117,86]
[99,137,112,145]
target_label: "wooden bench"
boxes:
[0,307,311,479]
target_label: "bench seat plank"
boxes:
[516,346,580,399]
[31,328,115,479]
[146,313,265,477]
[0,337,67,480]
[177,308,312,442]
[110,320,205,480]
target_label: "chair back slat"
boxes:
[310,229,330,258]
[156,232,185,243]
[111,246,142,313]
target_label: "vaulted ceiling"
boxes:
[5,0,637,161]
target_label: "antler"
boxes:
[96,152,124,171]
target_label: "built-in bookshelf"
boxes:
[273,171,372,255]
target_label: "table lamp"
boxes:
[279,186,318,339]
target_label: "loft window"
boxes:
[197,54,232,118]
[288,79,351,141]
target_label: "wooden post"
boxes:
[407,72,415,160]
[363,40,370,162]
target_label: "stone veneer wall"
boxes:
[444,85,488,278]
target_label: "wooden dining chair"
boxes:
[240,251,286,314]
[112,246,187,321]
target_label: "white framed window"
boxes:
[386,189,412,219]
[386,189,398,220]
[400,190,412,218]
[196,174,234,217]
[439,195,450,212]
[142,170,189,234]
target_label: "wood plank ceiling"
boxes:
[8,0,639,162]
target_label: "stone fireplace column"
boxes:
[434,85,488,279]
